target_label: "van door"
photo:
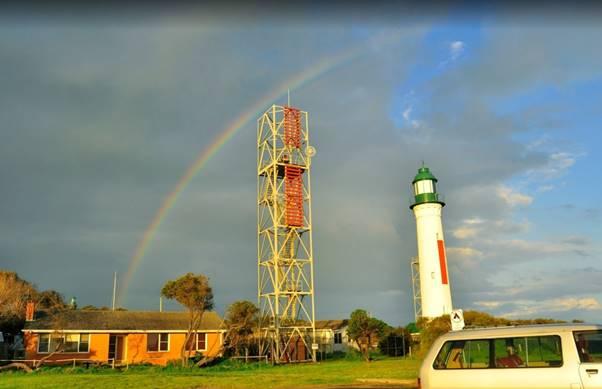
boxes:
[574,330,602,389]
[580,365,602,389]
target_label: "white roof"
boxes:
[441,323,602,340]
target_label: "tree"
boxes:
[405,322,419,334]
[378,326,411,357]
[161,273,214,366]
[36,290,67,313]
[223,300,259,358]
[33,294,71,368]
[347,309,388,362]
[415,311,566,357]
[416,315,451,357]
[0,271,36,334]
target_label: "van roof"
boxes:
[440,323,602,340]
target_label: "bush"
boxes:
[189,351,205,365]
[378,327,411,357]
[344,348,363,361]
[329,351,347,360]
[416,315,451,358]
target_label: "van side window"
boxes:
[574,330,602,363]
[494,337,526,368]
[526,336,563,367]
[433,342,453,369]
[495,336,562,368]
[435,336,562,370]
[466,340,490,368]
[433,340,490,369]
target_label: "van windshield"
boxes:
[574,330,602,363]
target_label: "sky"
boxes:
[1,3,602,326]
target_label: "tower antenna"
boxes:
[258,104,317,363]
[287,89,291,106]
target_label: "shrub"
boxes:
[416,315,451,358]
[343,349,363,361]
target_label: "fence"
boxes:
[0,358,122,369]
[228,355,269,364]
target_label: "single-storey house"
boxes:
[314,319,352,354]
[23,310,225,366]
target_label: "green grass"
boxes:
[0,357,420,389]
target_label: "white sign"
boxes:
[311,343,319,350]
[450,309,465,331]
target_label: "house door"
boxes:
[108,335,125,362]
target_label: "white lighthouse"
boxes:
[410,164,453,319]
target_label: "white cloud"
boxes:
[527,151,578,180]
[496,185,533,207]
[452,217,529,240]
[402,106,413,121]
[537,184,555,192]
[447,246,483,268]
[473,297,602,318]
[447,246,483,258]
[453,226,478,239]
[452,217,485,239]
[473,300,503,309]
[523,139,584,184]
[450,40,465,60]
[464,218,485,225]
[401,104,424,129]
[501,297,602,318]
[485,238,590,259]
[439,40,466,68]
[396,104,431,143]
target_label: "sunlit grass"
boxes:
[0,357,420,389]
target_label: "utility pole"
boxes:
[112,272,117,311]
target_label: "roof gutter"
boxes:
[22,329,227,334]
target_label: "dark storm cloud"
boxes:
[0,19,436,324]
[0,24,384,305]
[125,26,433,323]
[2,14,601,325]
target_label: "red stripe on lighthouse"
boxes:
[437,239,449,285]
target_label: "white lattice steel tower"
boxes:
[410,164,453,320]
[257,104,316,363]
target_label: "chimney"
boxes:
[25,302,35,321]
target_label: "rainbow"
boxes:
[117,31,402,306]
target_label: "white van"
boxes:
[419,324,602,389]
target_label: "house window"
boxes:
[38,334,50,353]
[147,333,169,352]
[186,333,208,351]
[64,334,79,352]
[197,333,207,351]
[334,333,342,344]
[37,333,90,353]
[79,334,90,352]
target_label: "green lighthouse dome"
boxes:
[410,165,445,209]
